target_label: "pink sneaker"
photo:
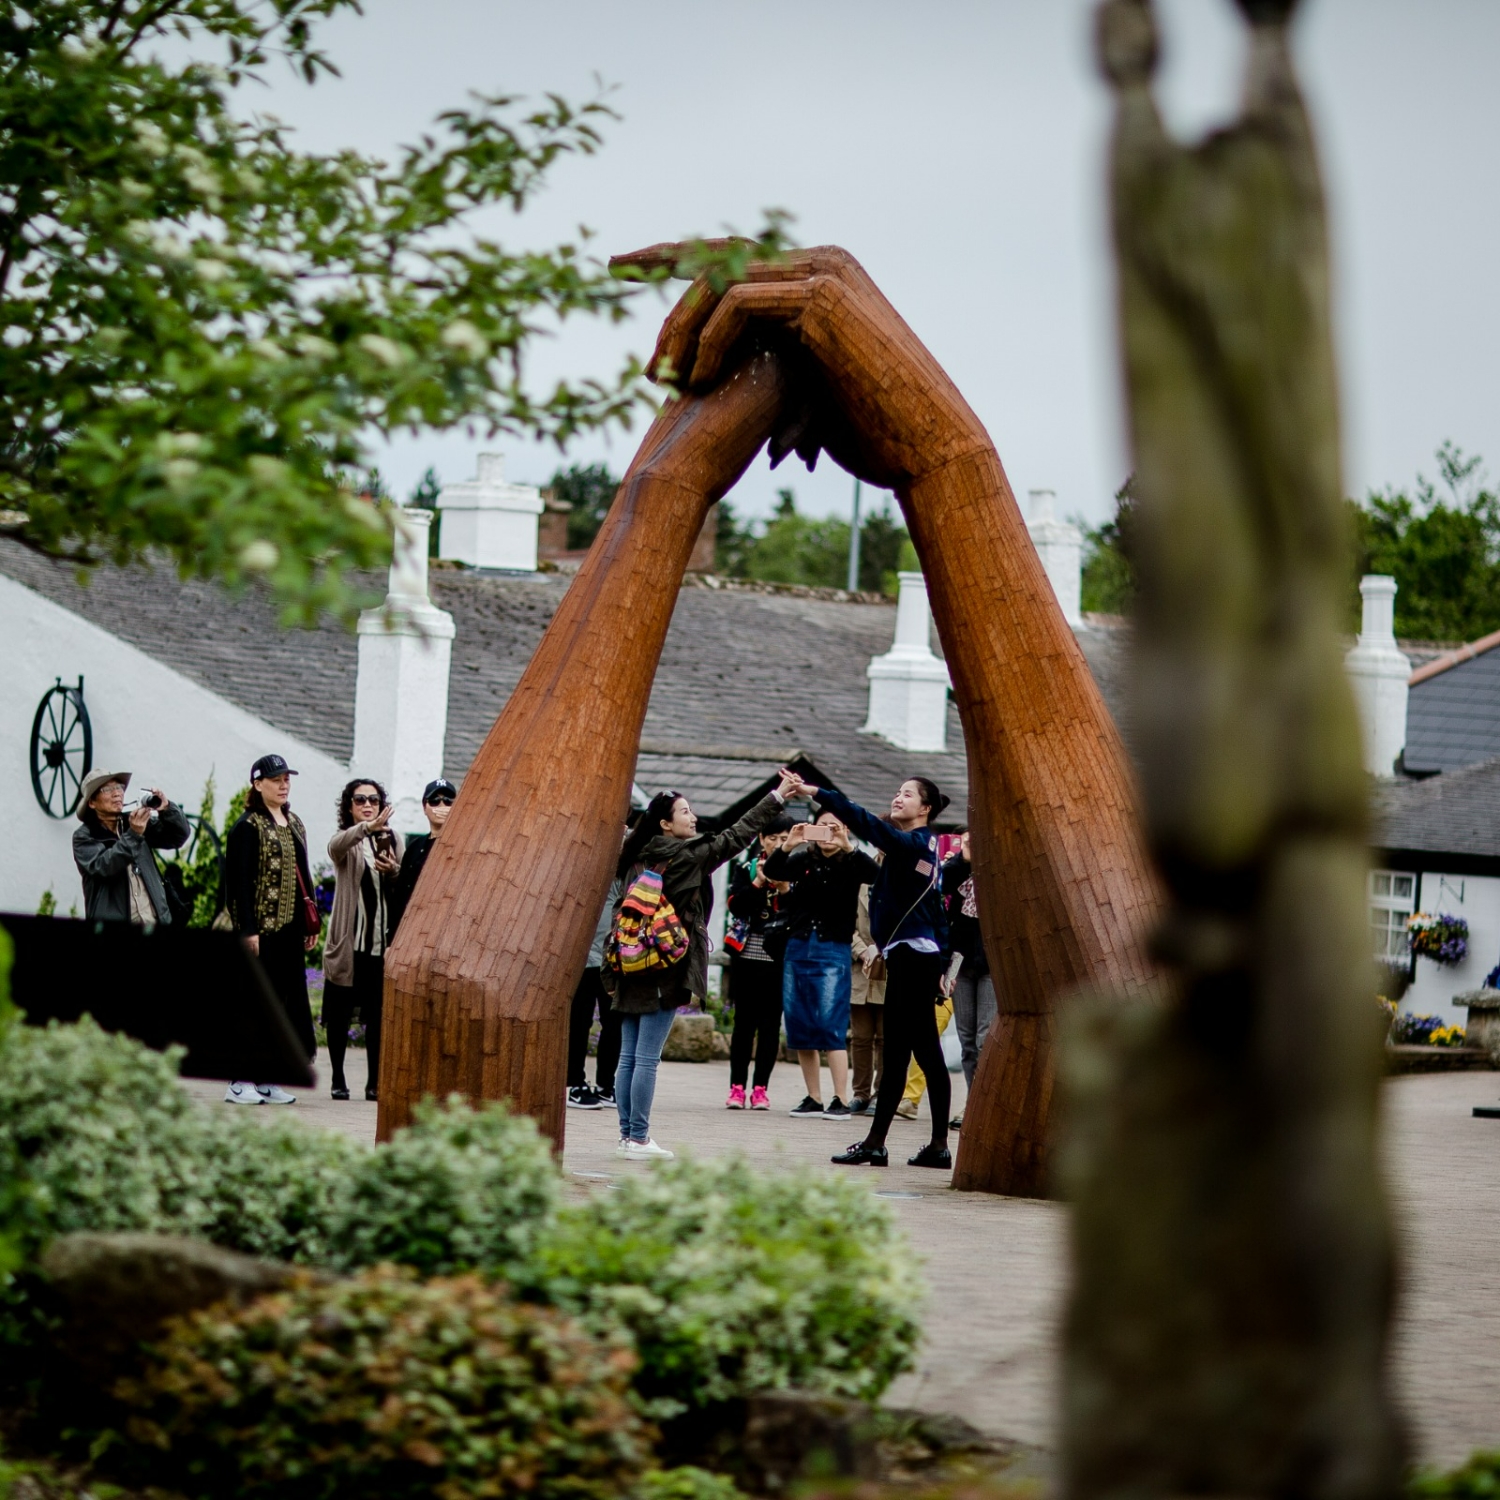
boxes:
[750,1086,770,1110]
[726,1084,746,1109]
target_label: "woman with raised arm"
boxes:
[781,772,953,1169]
[605,771,801,1160]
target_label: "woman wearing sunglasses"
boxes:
[323,777,405,1101]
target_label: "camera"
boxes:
[139,791,163,809]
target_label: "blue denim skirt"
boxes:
[782,933,853,1050]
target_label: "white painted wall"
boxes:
[1400,870,1500,1026]
[1,574,348,917]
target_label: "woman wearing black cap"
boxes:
[779,772,953,1169]
[224,754,320,1104]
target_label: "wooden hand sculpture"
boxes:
[379,351,790,1143]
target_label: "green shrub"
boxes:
[1412,1452,1500,1499]
[635,1467,748,1500]
[116,1265,654,1500]
[530,1157,924,1418]
[326,1095,558,1277]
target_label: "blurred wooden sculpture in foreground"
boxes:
[1060,1,1401,1496]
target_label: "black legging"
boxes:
[865,946,949,1149]
[323,951,384,1094]
[568,966,623,1091]
[728,958,782,1089]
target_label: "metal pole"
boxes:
[846,477,863,592]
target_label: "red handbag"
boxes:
[295,864,322,936]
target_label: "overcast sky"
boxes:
[251,0,1500,531]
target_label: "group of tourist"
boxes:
[567,770,996,1170]
[73,751,995,1167]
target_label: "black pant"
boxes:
[568,966,622,1091]
[866,947,949,1149]
[258,923,316,1061]
[323,951,384,1093]
[729,958,782,1089]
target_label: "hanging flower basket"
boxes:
[1406,912,1469,967]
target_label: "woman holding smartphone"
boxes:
[323,778,404,1101]
[779,771,952,1169]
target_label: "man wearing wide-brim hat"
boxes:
[72,769,190,925]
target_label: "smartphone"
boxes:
[374,830,396,855]
[803,824,835,844]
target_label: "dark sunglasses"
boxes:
[351,793,381,805]
[426,795,455,807]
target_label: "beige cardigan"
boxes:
[850,885,886,1005]
[324,821,405,987]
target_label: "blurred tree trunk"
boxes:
[1061,4,1403,1498]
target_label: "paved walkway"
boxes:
[185,1058,1500,1469]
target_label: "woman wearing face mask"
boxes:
[763,809,879,1120]
[224,754,320,1106]
[604,771,800,1160]
[322,778,405,1102]
[778,772,953,1169]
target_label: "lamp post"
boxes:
[846,476,862,592]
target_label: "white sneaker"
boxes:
[623,1138,674,1160]
[224,1082,264,1105]
[615,1138,633,1158]
[256,1084,297,1105]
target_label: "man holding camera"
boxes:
[72,770,190,925]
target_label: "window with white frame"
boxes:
[1370,870,1416,961]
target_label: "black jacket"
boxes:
[72,804,191,924]
[763,842,881,947]
[727,859,778,937]
[607,793,786,1013]
[941,855,989,979]
[389,833,435,935]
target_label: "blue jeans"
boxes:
[782,934,853,1050]
[615,1007,678,1142]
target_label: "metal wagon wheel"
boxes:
[29,677,92,819]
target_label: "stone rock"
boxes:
[662,1012,719,1062]
[711,1029,731,1060]
[39,1231,310,1388]
[740,1390,880,1492]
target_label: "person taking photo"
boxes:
[72,770,190,925]
[323,777,405,1102]
[763,808,879,1120]
[388,778,456,935]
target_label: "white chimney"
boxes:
[436,452,544,571]
[354,507,457,832]
[1344,574,1410,779]
[862,571,952,752]
[1026,488,1083,626]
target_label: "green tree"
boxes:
[546,462,621,551]
[1081,477,1138,616]
[719,488,911,595]
[1348,443,1500,641]
[0,1,788,624]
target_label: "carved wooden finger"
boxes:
[377,352,788,1144]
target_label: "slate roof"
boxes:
[1403,635,1500,776]
[0,539,1010,827]
[1372,754,1500,872]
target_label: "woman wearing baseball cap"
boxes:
[223,754,319,1105]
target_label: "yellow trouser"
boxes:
[903,999,954,1105]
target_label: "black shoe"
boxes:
[365,1086,378,1102]
[831,1140,889,1167]
[908,1143,952,1169]
[568,1085,604,1110]
[789,1096,825,1116]
[849,1097,870,1114]
[948,1114,965,1132]
[331,1086,350,1101]
[822,1097,851,1119]
[595,1086,616,1105]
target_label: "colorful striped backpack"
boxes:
[604,864,690,974]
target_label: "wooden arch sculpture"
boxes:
[380,247,1159,1197]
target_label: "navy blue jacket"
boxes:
[811,787,948,955]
